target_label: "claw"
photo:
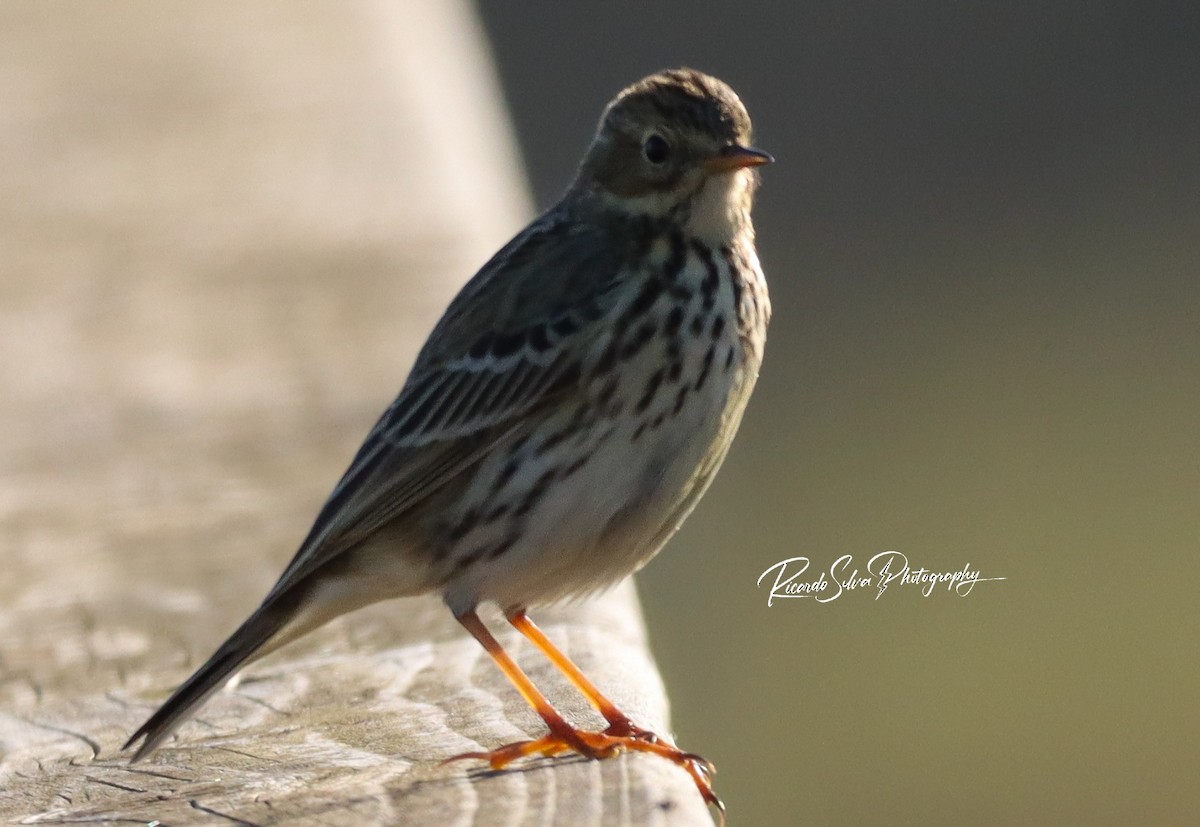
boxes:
[443,723,723,820]
[681,751,717,776]
[710,794,728,826]
[602,718,669,745]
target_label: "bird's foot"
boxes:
[444,721,723,823]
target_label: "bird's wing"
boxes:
[263,210,631,597]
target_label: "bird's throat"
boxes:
[683,170,756,247]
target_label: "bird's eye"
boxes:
[642,134,670,164]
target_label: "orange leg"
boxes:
[507,609,670,743]
[445,608,619,765]
[444,608,723,822]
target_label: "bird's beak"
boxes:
[705,144,774,174]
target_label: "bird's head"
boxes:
[573,68,771,239]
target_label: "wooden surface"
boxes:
[0,4,712,824]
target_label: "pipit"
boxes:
[125,68,771,819]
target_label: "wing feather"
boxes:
[261,208,633,598]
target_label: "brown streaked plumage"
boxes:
[124,68,772,821]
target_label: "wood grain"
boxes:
[0,3,712,824]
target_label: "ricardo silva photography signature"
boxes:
[757,552,1006,607]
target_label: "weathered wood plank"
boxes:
[3,593,700,826]
[0,3,711,824]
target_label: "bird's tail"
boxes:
[123,592,304,762]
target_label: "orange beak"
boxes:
[704,144,774,174]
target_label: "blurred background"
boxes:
[2,2,1197,825]
[476,2,1200,825]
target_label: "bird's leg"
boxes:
[444,608,622,768]
[504,608,722,817]
[444,609,723,817]
[506,608,664,743]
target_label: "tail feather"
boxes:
[123,597,297,762]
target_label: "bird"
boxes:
[124,67,772,820]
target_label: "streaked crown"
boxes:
[573,68,771,203]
